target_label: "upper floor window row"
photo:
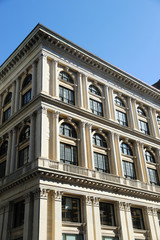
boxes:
[60,122,77,138]
[89,85,101,96]
[120,142,133,156]
[114,96,125,107]
[59,71,74,84]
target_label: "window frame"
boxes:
[100,202,116,226]
[131,207,145,230]
[62,196,81,223]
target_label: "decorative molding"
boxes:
[85,196,92,206]
[93,197,100,207]
[54,191,63,201]
[125,203,131,212]
[119,202,125,211]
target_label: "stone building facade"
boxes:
[0,24,160,240]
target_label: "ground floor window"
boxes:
[62,234,83,240]
[62,196,81,222]
[100,202,115,226]
[131,208,144,230]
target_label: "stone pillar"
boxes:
[41,54,47,93]
[104,85,111,119]
[83,75,89,110]
[108,87,116,121]
[132,99,139,130]
[148,107,156,137]
[23,193,33,240]
[5,130,12,175]
[85,196,94,240]
[115,134,123,176]
[0,207,4,239]
[52,60,58,98]
[15,77,20,112]
[32,188,49,240]
[140,143,150,183]
[108,132,118,175]
[29,113,36,162]
[53,112,59,161]
[93,197,101,240]
[32,61,37,98]
[134,141,145,182]
[78,73,84,108]
[0,94,2,124]
[125,203,134,240]
[10,127,17,173]
[41,107,49,158]
[11,81,16,115]
[53,191,62,240]
[153,208,160,239]
[144,207,158,240]
[127,97,135,129]
[86,123,94,169]
[80,121,88,168]
[153,110,160,138]
[118,202,129,240]
[2,203,10,240]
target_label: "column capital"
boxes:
[24,192,32,203]
[87,123,92,130]
[118,202,125,211]
[93,197,100,207]
[152,208,159,216]
[125,203,131,212]
[145,207,153,216]
[54,191,63,201]
[81,121,86,128]
[33,188,49,200]
[84,196,92,206]
[53,111,60,118]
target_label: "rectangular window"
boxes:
[94,153,109,173]
[13,200,25,228]
[0,160,6,178]
[60,143,78,165]
[116,110,128,126]
[62,197,81,222]
[89,99,103,116]
[138,120,149,135]
[131,208,144,230]
[100,202,115,226]
[59,86,75,105]
[148,168,159,185]
[62,234,83,240]
[18,146,29,168]
[3,107,11,122]
[22,89,31,106]
[122,161,136,180]
[102,237,119,240]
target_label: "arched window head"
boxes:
[145,151,155,163]
[93,133,107,148]
[89,85,101,96]
[115,96,125,107]
[60,123,77,138]
[19,126,30,143]
[4,92,12,106]
[59,71,73,84]
[22,74,32,89]
[0,141,8,156]
[137,107,146,116]
[120,142,132,156]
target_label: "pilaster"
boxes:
[23,193,33,240]
[29,113,36,162]
[80,121,88,167]
[52,60,58,98]
[2,203,11,240]
[104,85,111,119]
[86,123,94,169]
[152,208,160,239]
[84,196,94,240]
[15,77,20,112]
[115,133,123,176]
[118,202,129,240]
[134,141,145,181]
[93,197,101,240]
[53,111,60,161]
[127,97,135,129]
[11,81,16,115]
[148,107,156,137]
[32,61,37,98]
[83,75,89,110]
[132,99,139,130]
[108,87,116,120]
[78,73,84,108]
[144,207,158,240]
[10,127,17,173]
[5,130,12,175]
[108,132,118,175]
[125,203,134,240]
[140,143,150,183]
[53,191,63,240]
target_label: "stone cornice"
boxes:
[0,24,160,101]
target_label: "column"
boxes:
[11,81,16,115]
[23,193,33,240]
[5,130,12,175]
[104,85,111,119]
[153,208,160,239]
[127,97,135,129]
[132,99,139,130]
[80,121,88,168]
[0,94,2,124]
[10,127,17,173]
[41,54,47,93]
[134,141,145,182]
[29,113,36,162]
[153,109,160,138]
[86,123,94,169]
[115,133,123,176]
[108,132,118,175]
[2,203,10,240]
[83,75,89,110]
[78,73,84,108]
[118,202,129,240]
[125,203,134,240]
[35,108,41,159]
[53,191,62,240]
[148,107,156,137]
[41,107,49,158]
[32,188,49,240]
[53,112,59,161]
[108,87,116,120]
[140,143,149,183]
[31,61,37,98]
[52,60,58,98]
[84,196,94,240]
[93,197,101,240]
[15,77,20,112]
[144,207,158,240]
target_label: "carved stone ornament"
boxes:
[119,202,125,211]
[93,197,100,207]
[54,191,63,201]
[33,188,49,199]
[146,207,153,216]
[152,208,158,217]
[125,203,131,212]
[85,196,92,206]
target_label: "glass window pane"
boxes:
[94,153,109,173]
[138,120,149,135]
[116,110,127,126]
[59,86,75,105]
[90,99,103,116]
[114,97,125,107]
[100,202,115,226]
[123,161,136,179]
[148,168,159,185]
[62,197,81,222]
[89,85,101,96]
[131,208,144,229]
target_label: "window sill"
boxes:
[62,222,85,227]
[101,225,117,230]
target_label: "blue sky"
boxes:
[0,0,160,86]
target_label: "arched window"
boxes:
[89,84,103,116]
[3,92,12,122]
[18,126,30,168]
[137,106,149,135]
[137,107,146,116]
[59,71,75,105]
[60,122,78,165]
[145,149,159,185]
[145,151,155,163]
[21,74,32,106]
[114,96,128,126]
[120,142,136,180]
[92,133,109,173]
[0,141,8,178]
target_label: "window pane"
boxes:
[60,143,78,165]
[90,99,103,116]
[13,201,25,228]
[62,197,81,222]
[0,161,6,178]
[22,74,32,89]
[3,107,11,122]
[100,202,115,226]
[131,208,144,229]
[59,86,75,105]
[123,161,136,179]
[116,110,128,126]
[114,97,125,107]
[62,234,83,240]
[92,134,107,147]
[94,153,109,173]
[120,143,132,155]
[145,151,155,163]
[60,123,77,138]
[148,168,159,185]
[18,146,29,168]
[22,90,32,106]
[89,85,101,96]
[59,71,73,83]
[138,120,149,135]
[137,107,146,116]
[19,126,30,143]
[4,92,12,106]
